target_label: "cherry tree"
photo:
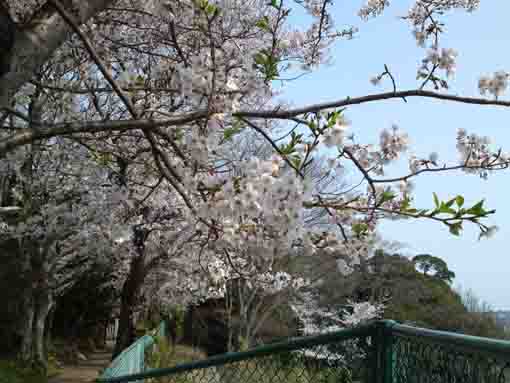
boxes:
[0,131,121,367]
[104,171,202,357]
[1,0,504,240]
[1,0,510,366]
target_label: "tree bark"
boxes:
[19,284,54,370]
[0,0,114,109]
[20,291,35,363]
[45,305,56,355]
[33,290,53,369]
[112,256,145,359]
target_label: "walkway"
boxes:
[48,347,112,383]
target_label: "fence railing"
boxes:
[97,320,510,383]
[390,322,510,383]
[99,322,167,383]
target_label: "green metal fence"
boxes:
[390,322,510,383]
[97,320,510,383]
[99,322,167,383]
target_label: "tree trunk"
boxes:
[113,299,134,359]
[33,291,53,369]
[19,291,35,363]
[18,287,53,371]
[112,256,145,359]
[45,305,56,355]
[0,0,114,113]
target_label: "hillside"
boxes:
[313,251,507,339]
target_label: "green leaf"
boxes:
[174,128,184,141]
[291,155,302,169]
[224,127,241,141]
[289,134,303,150]
[444,198,456,208]
[400,196,411,212]
[433,192,440,208]
[325,110,344,129]
[205,3,219,15]
[352,223,369,236]
[438,202,456,215]
[195,0,208,9]
[255,16,270,31]
[267,0,279,8]
[279,142,295,155]
[379,190,396,204]
[252,49,279,82]
[448,222,463,236]
[92,151,113,166]
[224,120,244,141]
[466,200,486,216]
[135,75,145,85]
[455,195,464,207]
[253,52,266,66]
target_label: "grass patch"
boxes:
[145,339,353,383]
[0,359,48,383]
[0,352,62,383]
[146,337,207,372]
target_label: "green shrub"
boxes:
[0,359,52,383]
[145,336,353,383]
[145,337,206,383]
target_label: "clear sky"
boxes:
[281,2,510,309]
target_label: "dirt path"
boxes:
[48,348,112,383]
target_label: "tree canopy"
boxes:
[0,0,508,368]
[412,254,456,283]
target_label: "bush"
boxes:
[0,355,61,383]
[145,339,353,383]
[145,336,207,382]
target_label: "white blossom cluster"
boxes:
[0,141,123,297]
[423,48,458,78]
[320,121,349,148]
[379,124,410,163]
[292,282,385,334]
[158,250,308,306]
[456,129,509,177]
[407,0,480,27]
[400,1,479,87]
[358,0,390,20]
[341,301,384,327]
[478,72,510,99]
[408,152,439,173]
[291,291,383,362]
[195,155,313,247]
[340,124,409,177]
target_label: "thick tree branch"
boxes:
[2,89,510,154]
[239,89,510,119]
[0,112,208,154]
[0,0,114,109]
[48,0,138,118]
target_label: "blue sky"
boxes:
[282,2,510,309]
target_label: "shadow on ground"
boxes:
[48,348,112,383]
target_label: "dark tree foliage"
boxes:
[0,238,27,356]
[0,0,15,77]
[412,253,456,283]
[314,249,506,339]
[52,261,119,341]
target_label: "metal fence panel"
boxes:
[97,320,510,383]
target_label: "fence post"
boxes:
[373,320,396,383]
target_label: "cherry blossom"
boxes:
[1,0,510,365]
